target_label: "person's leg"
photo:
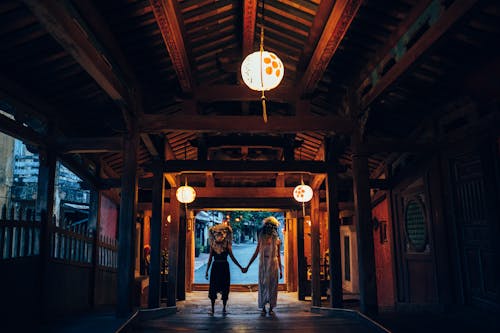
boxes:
[268,305,274,315]
[261,304,267,316]
[210,299,215,315]
[222,299,227,314]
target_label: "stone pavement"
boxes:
[130,291,382,333]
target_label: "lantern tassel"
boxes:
[302,202,306,217]
[261,91,267,123]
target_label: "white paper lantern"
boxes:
[241,50,284,91]
[176,185,196,204]
[293,183,313,203]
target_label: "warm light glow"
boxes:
[293,184,313,203]
[176,185,196,204]
[241,50,284,91]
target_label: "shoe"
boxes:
[261,308,267,316]
[269,309,275,316]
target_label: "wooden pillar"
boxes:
[310,191,321,306]
[285,211,297,292]
[325,137,343,308]
[177,207,187,301]
[352,131,378,315]
[167,188,180,307]
[297,213,306,300]
[185,210,194,292]
[148,159,164,308]
[89,188,101,307]
[327,168,342,308]
[117,131,139,317]
[36,148,56,318]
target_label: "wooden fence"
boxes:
[0,206,39,259]
[0,205,117,268]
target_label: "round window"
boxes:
[404,200,427,252]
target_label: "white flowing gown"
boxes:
[258,235,280,308]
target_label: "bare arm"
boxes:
[277,241,283,279]
[246,241,260,269]
[205,247,213,279]
[228,245,243,269]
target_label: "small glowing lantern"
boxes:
[176,179,196,204]
[293,183,313,203]
[293,178,313,217]
[241,51,284,92]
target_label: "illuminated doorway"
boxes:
[193,210,286,287]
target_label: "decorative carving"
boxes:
[243,0,258,55]
[150,0,193,93]
[303,0,362,94]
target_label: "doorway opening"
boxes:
[193,209,286,288]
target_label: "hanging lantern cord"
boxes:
[184,176,188,218]
[260,0,267,123]
[301,175,305,215]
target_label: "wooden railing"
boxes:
[52,224,93,264]
[0,206,40,259]
[98,235,118,269]
[0,205,118,268]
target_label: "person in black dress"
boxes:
[205,223,244,315]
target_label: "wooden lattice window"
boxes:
[404,199,427,252]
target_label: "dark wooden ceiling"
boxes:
[0,0,499,207]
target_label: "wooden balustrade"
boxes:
[0,204,118,269]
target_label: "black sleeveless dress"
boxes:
[209,250,230,301]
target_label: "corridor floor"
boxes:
[130,291,382,332]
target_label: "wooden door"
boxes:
[393,178,438,305]
[450,153,499,309]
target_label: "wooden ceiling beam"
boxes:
[299,0,362,96]
[23,0,132,108]
[192,187,294,198]
[140,134,159,157]
[140,114,354,134]
[242,0,257,57]
[164,174,177,188]
[0,112,46,149]
[150,0,194,94]
[311,174,326,190]
[162,160,333,173]
[359,0,479,109]
[195,84,296,103]
[57,137,122,154]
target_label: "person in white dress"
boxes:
[244,216,283,316]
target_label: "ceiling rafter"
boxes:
[22,0,133,110]
[150,0,195,94]
[296,0,336,74]
[299,0,362,96]
[359,0,479,109]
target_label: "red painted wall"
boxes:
[99,195,118,238]
[372,198,396,309]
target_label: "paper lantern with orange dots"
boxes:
[241,50,284,91]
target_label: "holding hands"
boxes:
[241,266,248,273]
